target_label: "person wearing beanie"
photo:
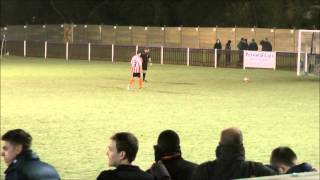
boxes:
[148,130,198,180]
[191,127,276,180]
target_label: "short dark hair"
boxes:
[270,146,297,166]
[111,132,138,163]
[1,129,32,151]
[220,127,243,145]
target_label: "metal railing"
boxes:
[3,40,309,71]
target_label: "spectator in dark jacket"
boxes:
[260,40,265,51]
[248,39,258,51]
[225,40,232,66]
[97,132,153,180]
[263,38,273,51]
[237,38,247,66]
[213,39,222,66]
[148,130,197,180]
[269,146,317,174]
[214,39,222,50]
[1,129,60,180]
[191,127,276,180]
[243,39,249,50]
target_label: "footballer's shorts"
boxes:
[132,73,141,78]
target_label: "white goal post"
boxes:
[297,29,320,76]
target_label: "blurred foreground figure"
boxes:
[1,129,60,180]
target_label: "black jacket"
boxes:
[286,163,316,174]
[97,165,154,180]
[5,150,60,180]
[141,52,150,70]
[191,144,275,180]
[148,155,198,180]
[214,43,222,50]
[248,42,258,51]
[262,41,272,51]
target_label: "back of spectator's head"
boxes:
[252,38,255,42]
[270,146,297,167]
[154,130,181,161]
[227,40,231,44]
[219,127,243,145]
[1,129,32,151]
[110,132,138,163]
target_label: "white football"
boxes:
[243,77,250,82]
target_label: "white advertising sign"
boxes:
[243,50,276,69]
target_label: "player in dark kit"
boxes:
[141,47,152,82]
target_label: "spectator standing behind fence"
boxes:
[225,40,232,66]
[141,47,152,82]
[244,39,249,50]
[237,38,247,66]
[262,38,272,51]
[97,132,153,180]
[190,127,276,180]
[248,39,258,51]
[269,146,317,174]
[1,129,60,180]
[147,130,198,180]
[213,39,222,66]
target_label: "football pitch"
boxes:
[1,56,319,179]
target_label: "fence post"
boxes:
[274,51,277,71]
[66,42,68,61]
[44,41,47,59]
[304,51,308,73]
[88,43,91,62]
[214,48,217,68]
[161,46,164,65]
[112,44,114,63]
[297,30,301,76]
[243,51,246,70]
[187,48,190,66]
[24,40,26,57]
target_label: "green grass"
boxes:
[1,56,319,180]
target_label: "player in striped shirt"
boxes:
[128,51,143,90]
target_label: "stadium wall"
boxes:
[1,24,311,53]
